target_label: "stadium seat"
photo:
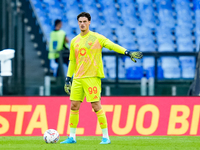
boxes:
[135,26,155,51]
[176,38,193,52]
[95,25,114,41]
[175,26,193,52]
[160,57,181,78]
[61,23,74,36]
[142,57,164,80]
[143,57,155,79]
[115,26,134,42]
[125,58,143,79]
[137,0,152,3]
[120,3,138,28]
[137,1,156,28]
[82,6,100,29]
[103,56,116,79]
[161,57,180,68]
[80,0,96,6]
[99,0,115,9]
[193,0,200,10]
[31,0,43,9]
[43,2,62,12]
[155,0,172,10]
[121,43,137,51]
[118,57,126,79]
[195,10,200,26]
[98,0,119,28]
[61,0,78,10]
[37,14,51,27]
[174,0,190,9]
[158,9,175,28]
[103,8,119,29]
[118,0,134,4]
[175,26,191,37]
[42,24,52,37]
[137,38,155,52]
[115,25,136,50]
[156,26,174,52]
[48,6,63,14]
[156,0,175,27]
[176,9,193,28]
[31,0,48,18]
[179,56,195,78]
[66,8,81,29]
[43,0,55,5]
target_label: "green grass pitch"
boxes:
[0,136,200,150]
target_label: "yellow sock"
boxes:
[96,109,108,129]
[96,109,109,139]
[69,110,79,128]
[69,110,79,139]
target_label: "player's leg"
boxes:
[82,77,110,144]
[60,79,84,144]
[69,100,81,141]
[91,101,111,144]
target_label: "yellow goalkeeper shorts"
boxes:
[70,77,101,102]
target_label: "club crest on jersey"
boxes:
[80,48,86,56]
[88,41,93,46]
[85,35,97,49]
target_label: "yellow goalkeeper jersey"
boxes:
[69,31,126,79]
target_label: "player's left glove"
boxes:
[64,77,72,95]
[125,51,143,62]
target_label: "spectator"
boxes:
[48,19,69,76]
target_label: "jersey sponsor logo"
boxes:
[93,95,98,99]
[75,44,79,48]
[70,123,73,126]
[80,48,86,56]
[100,122,104,125]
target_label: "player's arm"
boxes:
[67,60,75,77]
[100,36,143,62]
[63,35,69,49]
[65,36,69,43]
[64,40,76,95]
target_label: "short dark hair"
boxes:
[77,12,91,21]
[54,19,62,27]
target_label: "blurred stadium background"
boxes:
[0,0,200,96]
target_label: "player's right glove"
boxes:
[64,77,72,95]
[125,51,143,62]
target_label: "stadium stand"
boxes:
[30,0,197,80]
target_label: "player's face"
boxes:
[78,17,90,32]
[57,22,62,30]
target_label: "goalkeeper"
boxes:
[60,12,143,144]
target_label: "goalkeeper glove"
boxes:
[64,77,72,95]
[125,51,143,62]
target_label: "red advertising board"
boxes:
[0,96,200,136]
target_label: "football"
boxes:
[43,129,60,144]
